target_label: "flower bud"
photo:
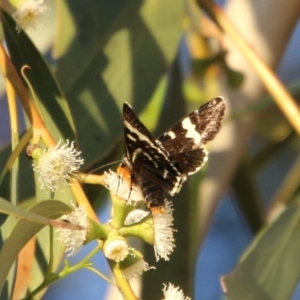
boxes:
[103,236,129,263]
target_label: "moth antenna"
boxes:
[81,160,122,183]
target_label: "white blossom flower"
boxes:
[124,209,150,225]
[153,200,176,261]
[56,204,88,256]
[13,0,47,32]
[104,170,144,204]
[33,140,84,192]
[104,237,129,263]
[162,283,191,300]
[121,258,154,279]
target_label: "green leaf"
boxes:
[223,204,300,300]
[232,157,265,233]
[54,0,185,165]
[1,10,76,142]
[224,65,244,89]
[192,55,221,77]
[0,197,61,225]
[0,200,72,297]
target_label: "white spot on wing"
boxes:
[182,118,202,144]
[132,148,142,162]
[167,131,176,139]
[169,176,185,195]
[163,169,168,178]
[124,120,152,143]
[127,134,136,141]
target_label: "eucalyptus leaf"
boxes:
[1,10,76,142]
[0,197,59,225]
[54,0,185,165]
[232,158,264,233]
[223,204,300,300]
[0,200,72,298]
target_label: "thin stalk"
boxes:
[204,2,300,136]
[109,260,139,300]
[6,79,19,206]
[47,227,54,276]
[26,245,101,299]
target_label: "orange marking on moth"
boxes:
[148,205,165,215]
[117,164,132,186]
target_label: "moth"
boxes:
[117,97,225,208]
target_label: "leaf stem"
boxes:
[5,78,19,206]
[25,245,101,299]
[109,260,139,300]
[48,227,54,275]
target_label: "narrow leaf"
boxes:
[0,197,72,227]
[54,0,185,165]
[1,10,76,142]
[0,200,72,296]
[223,204,300,300]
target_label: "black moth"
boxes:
[119,97,226,208]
